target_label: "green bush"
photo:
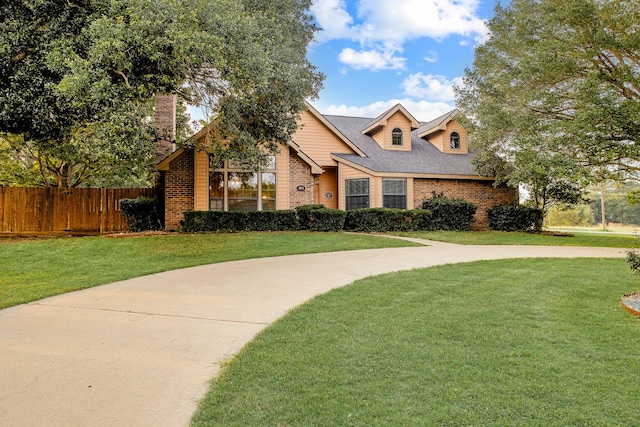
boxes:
[344,208,434,232]
[181,210,298,232]
[295,204,326,230]
[488,204,543,232]
[308,208,346,232]
[119,197,162,232]
[421,195,477,231]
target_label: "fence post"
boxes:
[100,187,107,234]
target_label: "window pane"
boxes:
[346,178,369,210]
[228,172,258,211]
[265,156,276,170]
[392,128,403,146]
[450,132,460,149]
[383,179,406,209]
[383,195,406,209]
[262,172,276,210]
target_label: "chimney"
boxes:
[154,94,177,165]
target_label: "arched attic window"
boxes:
[450,132,460,149]
[392,128,403,146]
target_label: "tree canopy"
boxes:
[456,0,640,208]
[0,0,323,187]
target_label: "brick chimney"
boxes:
[154,94,176,165]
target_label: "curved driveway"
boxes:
[0,238,626,426]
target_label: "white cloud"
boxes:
[401,73,464,102]
[321,98,455,121]
[311,0,355,41]
[312,0,488,45]
[338,46,406,71]
[424,50,438,63]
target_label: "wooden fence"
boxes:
[0,187,155,235]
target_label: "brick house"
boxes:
[156,100,517,230]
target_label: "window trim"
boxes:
[382,178,407,209]
[450,132,461,149]
[345,178,370,211]
[391,128,403,146]
[209,156,276,211]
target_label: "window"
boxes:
[392,128,403,146]
[383,179,406,209]
[450,132,460,149]
[209,156,276,211]
[228,172,258,211]
[209,171,224,211]
[345,178,369,210]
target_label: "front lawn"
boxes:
[394,230,638,247]
[0,232,420,310]
[192,258,640,426]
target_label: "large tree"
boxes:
[0,0,323,187]
[456,0,640,207]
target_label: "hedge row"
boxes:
[488,204,543,232]
[421,195,477,231]
[345,208,434,232]
[181,210,299,232]
[180,202,543,234]
[182,205,435,233]
[119,197,162,232]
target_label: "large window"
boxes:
[383,178,407,209]
[450,132,460,149]
[346,178,369,210]
[209,156,276,211]
[392,128,403,146]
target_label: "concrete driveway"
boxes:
[0,239,626,426]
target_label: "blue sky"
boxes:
[307,0,497,121]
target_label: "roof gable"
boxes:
[361,104,420,135]
[417,109,460,139]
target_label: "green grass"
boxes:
[0,232,420,310]
[191,258,640,426]
[394,230,638,247]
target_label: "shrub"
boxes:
[308,208,346,232]
[119,197,162,232]
[181,210,298,232]
[344,208,434,232]
[421,194,477,231]
[488,204,543,232]
[295,204,326,230]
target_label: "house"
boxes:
[155,98,517,230]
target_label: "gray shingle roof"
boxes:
[324,114,480,176]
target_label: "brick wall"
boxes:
[289,149,315,208]
[164,150,194,230]
[414,178,517,229]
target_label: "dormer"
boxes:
[361,104,420,152]
[417,109,468,154]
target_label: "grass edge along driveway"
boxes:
[0,232,421,310]
[191,257,640,426]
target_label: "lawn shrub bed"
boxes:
[295,204,326,229]
[488,204,543,232]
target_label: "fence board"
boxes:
[0,187,154,234]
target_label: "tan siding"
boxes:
[427,130,445,152]
[275,145,289,210]
[442,120,469,154]
[407,178,415,209]
[371,128,384,147]
[319,167,338,209]
[193,148,209,211]
[383,112,412,151]
[293,110,356,166]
